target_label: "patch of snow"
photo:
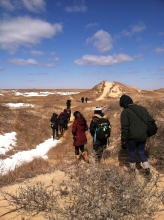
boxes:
[0,132,60,175]
[6,103,34,108]
[0,132,17,155]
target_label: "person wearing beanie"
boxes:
[90,107,111,163]
[119,94,155,176]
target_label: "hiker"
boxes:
[66,100,71,109]
[85,97,88,103]
[72,111,89,163]
[63,109,69,130]
[50,113,59,140]
[66,108,71,122]
[90,107,111,163]
[58,111,65,136]
[81,97,84,103]
[119,94,155,175]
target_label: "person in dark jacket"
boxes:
[85,97,88,103]
[72,111,89,163]
[66,108,71,122]
[63,109,69,130]
[66,100,71,109]
[90,107,111,163]
[81,97,84,103]
[58,112,65,136]
[50,113,59,140]
[119,94,155,175]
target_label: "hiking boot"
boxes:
[82,151,89,163]
[74,155,80,164]
[145,168,150,175]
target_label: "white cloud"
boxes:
[30,50,45,56]
[86,30,113,52]
[74,54,133,66]
[158,31,164,36]
[155,47,164,54]
[0,0,16,11]
[0,0,46,13]
[159,66,164,70]
[122,21,146,36]
[22,0,46,13]
[0,16,63,54]
[8,58,38,66]
[45,63,55,68]
[54,57,60,61]
[65,5,87,12]
[0,67,4,71]
[85,23,98,29]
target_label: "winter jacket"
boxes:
[90,114,110,145]
[72,118,88,146]
[120,104,155,142]
[58,112,65,125]
[63,109,69,121]
[50,113,58,128]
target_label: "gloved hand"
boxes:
[121,141,127,150]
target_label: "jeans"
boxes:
[93,142,106,160]
[127,140,147,163]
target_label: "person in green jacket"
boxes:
[119,94,155,176]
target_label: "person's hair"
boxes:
[73,111,87,122]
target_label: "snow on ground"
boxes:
[14,91,79,97]
[6,103,34,108]
[0,132,17,155]
[0,132,59,175]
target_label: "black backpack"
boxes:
[128,107,158,137]
[94,117,111,141]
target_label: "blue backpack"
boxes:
[94,117,111,142]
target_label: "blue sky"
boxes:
[0,0,164,90]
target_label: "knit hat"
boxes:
[119,95,133,108]
[94,107,102,114]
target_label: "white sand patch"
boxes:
[96,81,122,100]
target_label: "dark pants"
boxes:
[64,120,68,129]
[59,124,64,134]
[75,145,85,155]
[127,140,147,163]
[52,128,58,139]
[93,142,106,160]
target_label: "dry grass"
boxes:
[1,165,161,220]
[0,85,164,219]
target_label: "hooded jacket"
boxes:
[58,112,65,125]
[120,95,155,141]
[50,113,58,128]
[72,118,88,146]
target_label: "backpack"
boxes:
[128,107,158,138]
[94,117,111,142]
[147,122,158,137]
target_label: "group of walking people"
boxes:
[81,97,88,103]
[50,108,71,140]
[71,94,157,177]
